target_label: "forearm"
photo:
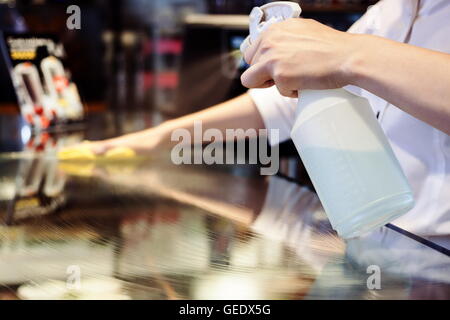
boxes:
[86,93,265,154]
[347,34,450,135]
[155,93,265,146]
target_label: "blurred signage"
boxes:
[0,33,85,132]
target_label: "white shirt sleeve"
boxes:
[346,2,380,35]
[248,86,298,145]
[247,5,379,145]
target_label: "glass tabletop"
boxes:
[0,137,449,300]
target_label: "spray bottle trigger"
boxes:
[240,6,264,54]
[240,36,251,54]
[240,2,301,54]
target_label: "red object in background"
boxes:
[143,72,154,90]
[26,132,55,151]
[34,105,43,115]
[53,75,69,92]
[157,71,179,89]
[156,38,182,55]
[26,136,35,148]
[40,132,50,145]
[35,132,50,152]
[25,114,34,124]
[142,39,153,55]
[154,209,180,224]
[35,142,45,152]
[40,116,50,129]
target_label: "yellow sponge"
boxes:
[58,146,96,161]
[104,146,136,159]
[58,145,136,161]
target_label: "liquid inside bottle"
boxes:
[290,89,414,239]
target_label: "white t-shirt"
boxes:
[248,0,450,236]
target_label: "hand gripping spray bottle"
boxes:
[241,2,414,239]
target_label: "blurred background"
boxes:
[0,0,377,133]
[2,1,450,301]
[0,0,377,178]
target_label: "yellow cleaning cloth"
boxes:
[104,146,136,159]
[58,144,136,161]
[58,145,96,161]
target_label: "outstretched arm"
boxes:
[88,93,265,154]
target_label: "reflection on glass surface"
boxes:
[0,150,449,300]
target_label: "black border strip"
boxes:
[386,223,450,256]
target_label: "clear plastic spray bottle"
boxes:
[241,2,414,239]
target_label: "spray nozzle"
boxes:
[240,1,302,53]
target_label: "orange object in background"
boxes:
[53,75,69,92]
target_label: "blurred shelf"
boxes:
[184,14,248,28]
[302,4,371,13]
[0,102,106,115]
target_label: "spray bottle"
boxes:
[241,2,414,239]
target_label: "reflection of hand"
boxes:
[241,18,358,97]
